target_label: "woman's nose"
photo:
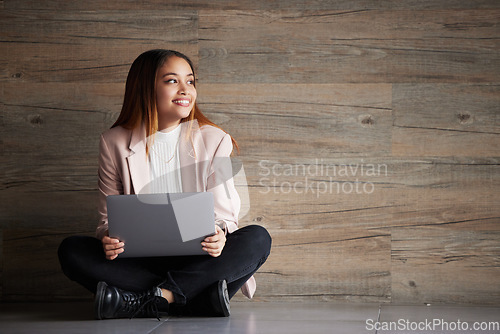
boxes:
[178,83,189,95]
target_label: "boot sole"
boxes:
[218,280,230,317]
[95,281,108,320]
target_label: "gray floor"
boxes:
[0,301,498,334]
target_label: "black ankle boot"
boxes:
[170,280,230,317]
[95,281,169,320]
[210,280,230,317]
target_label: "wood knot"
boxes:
[12,72,23,79]
[360,115,374,127]
[457,113,472,125]
[409,280,417,288]
[254,216,263,222]
[29,114,44,126]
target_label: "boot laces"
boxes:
[123,290,161,320]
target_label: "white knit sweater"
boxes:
[148,124,183,193]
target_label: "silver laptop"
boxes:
[106,192,215,257]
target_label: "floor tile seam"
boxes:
[375,304,382,334]
[148,317,172,333]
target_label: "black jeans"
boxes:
[58,225,271,305]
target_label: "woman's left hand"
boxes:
[202,225,226,257]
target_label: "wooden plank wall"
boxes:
[1,0,499,305]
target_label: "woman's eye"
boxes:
[165,79,176,83]
[187,80,194,85]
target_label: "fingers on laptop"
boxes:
[105,246,124,260]
[102,236,124,260]
[202,226,225,257]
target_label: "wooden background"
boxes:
[1,0,499,305]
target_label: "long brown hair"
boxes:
[112,49,239,154]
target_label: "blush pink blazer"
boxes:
[96,120,256,298]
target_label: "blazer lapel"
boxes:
[126,121,205,194]
[126,126,151,194]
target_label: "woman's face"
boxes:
[155,56,197,130]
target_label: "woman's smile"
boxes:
[172,98,191,107]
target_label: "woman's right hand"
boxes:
[102,235,124,260]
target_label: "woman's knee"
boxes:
[58,236,100,267]
[58,236,77,262]
[241,225,272,256]
[59,236,83,257]
[58,236,79,278]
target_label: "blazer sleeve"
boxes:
[96,133,124,240]
[206,133,241,234]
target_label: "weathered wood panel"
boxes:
[392,84,500,157]
[5,0,500,10]
[1,1,499,305]
[250,228,391,303]
[242,154,499,303]
[2,82,121,155]
[1,83,121,230]
[392,220,500,305]
[198,84,392,159]
[394,84,500,133]
[0,230,3,298]
[392,127,499,157]
[2,229,93,301]
[237,157,499,229]
[199,10,500,84]
[235,156,499,304]
[0,10,198,83]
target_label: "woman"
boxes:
[58,49,272,320]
